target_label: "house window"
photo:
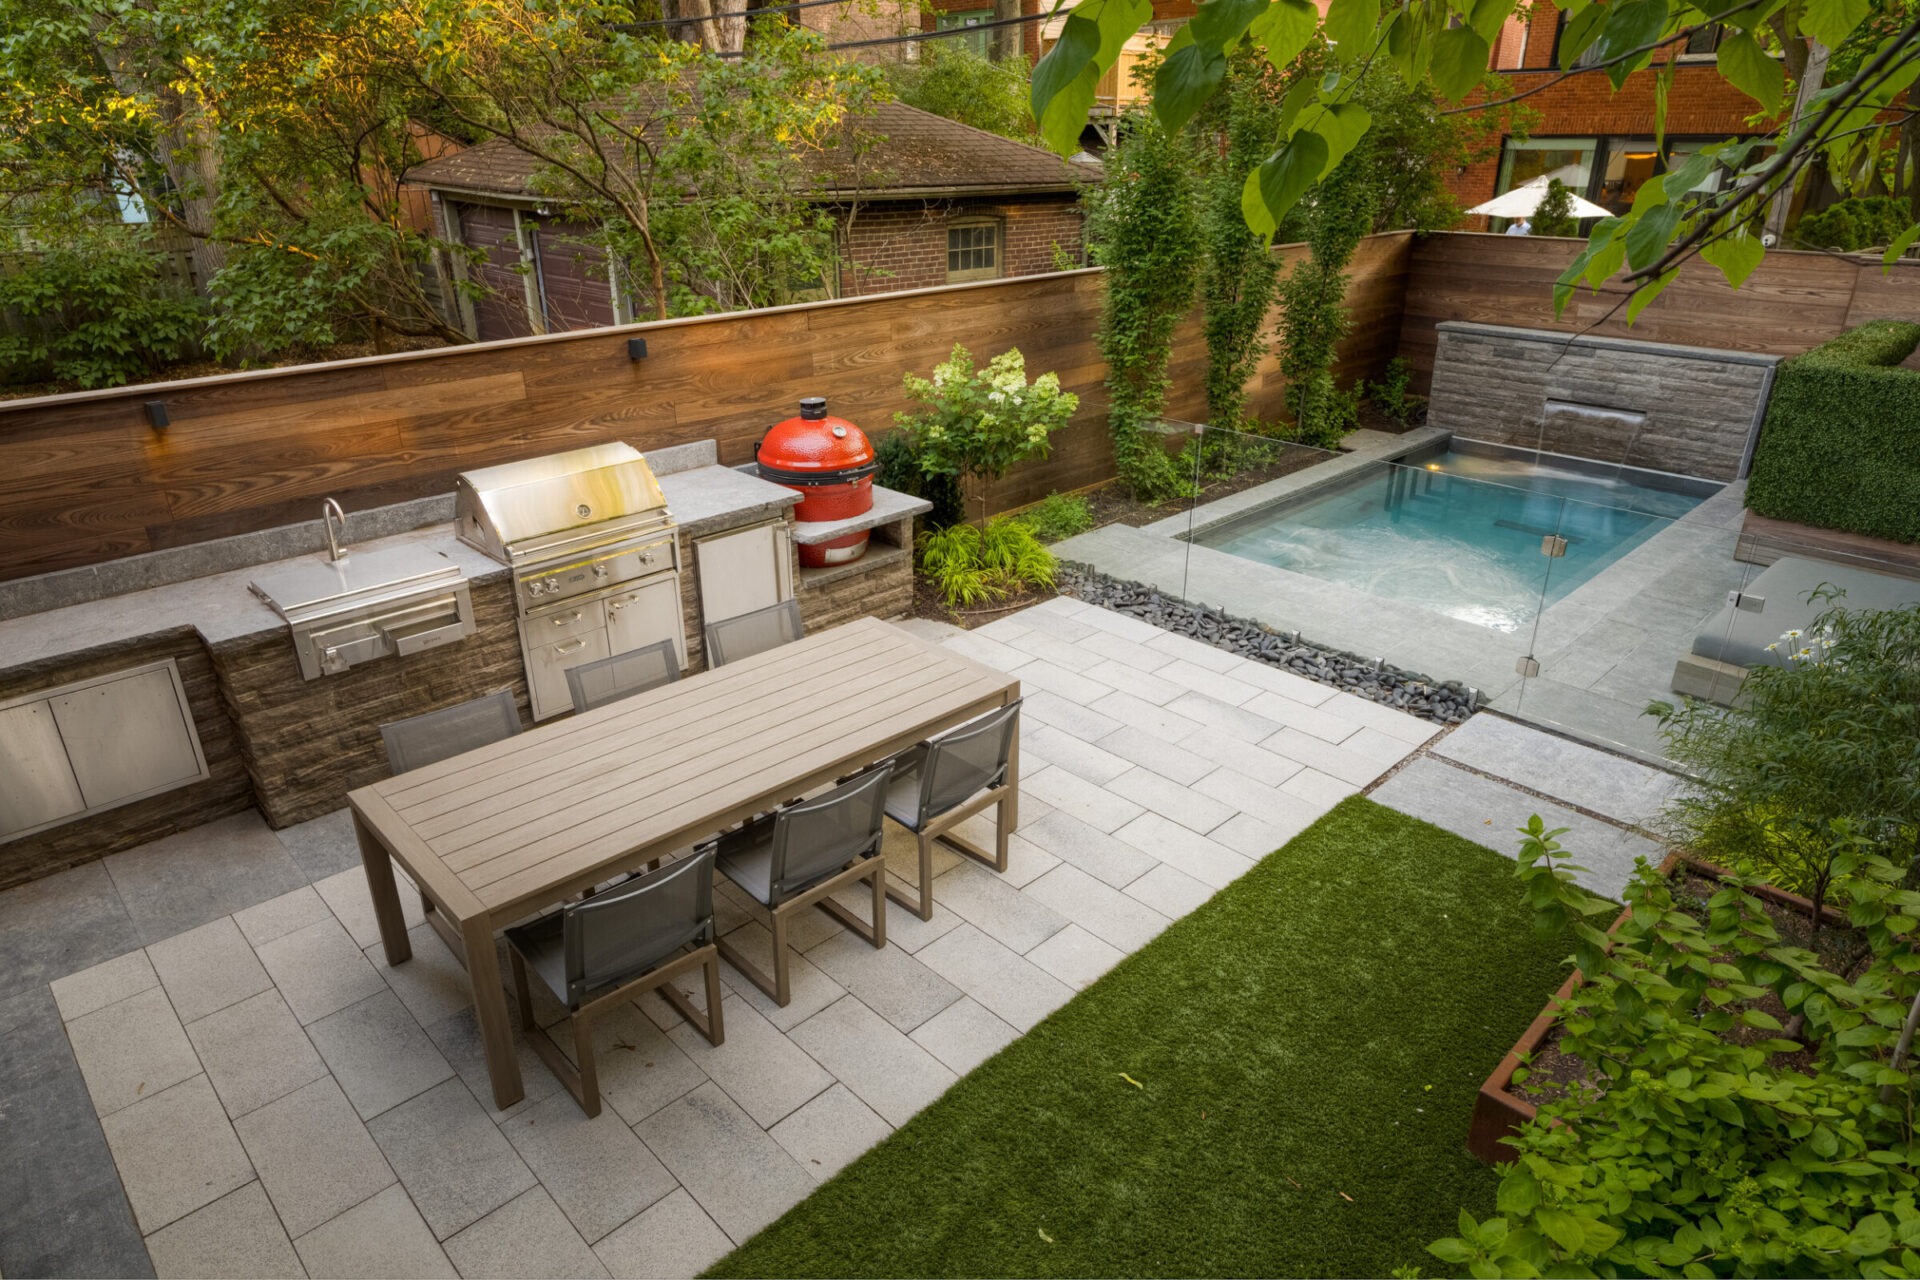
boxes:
[936,8,993,58]
[1681,22,1724,58]
[946,220,1001,283]
[1553,11,1609,68]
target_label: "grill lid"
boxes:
[455,442,670,561]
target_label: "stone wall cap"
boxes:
[1436,321,1784,368]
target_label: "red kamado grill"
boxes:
[755,397,877,568]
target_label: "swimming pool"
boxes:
[1191,445,1717,633]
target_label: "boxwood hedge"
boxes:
[1745,320,1920,544]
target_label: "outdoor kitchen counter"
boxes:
[0,462,799,675]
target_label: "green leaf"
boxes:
[1188,0,1271,51]
[1537,1208,1587,1254]
[1242,128,1328,240]
[1430,25,1490,100]
[1153,44,1228,133]
[1497,1170,1542,1216]
[1850,1214,1895,1258]
[1624,203,1681,271]
[1385,7,1428,83]
[1468,0,1514,46]
[1030,0,1151,155]
[1883,222,1920,272]
[1323,0,1378,62]
[1592,0,1669,87]
[1295,101,1372,171]
[1249,0,1320,73]
[1701,225,1766,288]
[1653,55,1674,152]
[1717,29,1784,111]
[1802,0,1869,48]
[1276,75,1319,133]
[1558,1,1609,69]
[1428,1238,1476,1265]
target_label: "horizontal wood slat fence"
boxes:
[0,233,1414,583]
[1397,232,1920,389]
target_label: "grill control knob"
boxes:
[592,563,609,579]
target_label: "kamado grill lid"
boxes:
[756,398,876,487]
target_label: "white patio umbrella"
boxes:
[1468,178,1613,221]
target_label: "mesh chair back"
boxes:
[917,700,1021,822]
[704,599,804,668]
[381,689,521,775]
[566,640,680,714]
[769,765,892,902]
[563,849,715,1008]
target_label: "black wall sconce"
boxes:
[145,400,170,429]
[627,338,648,361]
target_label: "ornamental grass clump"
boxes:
[894,343,1078,527]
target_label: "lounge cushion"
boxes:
[1690,556,1920,670]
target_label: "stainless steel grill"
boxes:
[455,443,685,720]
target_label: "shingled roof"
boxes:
[408,101,1100,201]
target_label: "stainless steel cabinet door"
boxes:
[0,700,85,840]
[694,521,795,626]
[50,666,206,810]
[606,577,687,669]
[524,627,612,721]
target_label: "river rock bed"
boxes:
[1060,568,1477,725]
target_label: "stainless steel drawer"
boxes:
[525,597,607,644]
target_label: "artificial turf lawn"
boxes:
[704,795,1581,1279]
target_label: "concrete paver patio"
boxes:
[0,594,1675,1279]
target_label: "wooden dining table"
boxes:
[348,616,1021,1109]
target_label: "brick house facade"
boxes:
[406,102,1096,341]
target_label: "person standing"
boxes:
[1505,217,1532,235]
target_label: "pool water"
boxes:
[1193,449,1713,632]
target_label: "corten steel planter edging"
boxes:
[1466,853,1846,1165]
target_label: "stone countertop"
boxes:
[0,464,803,675]
[787,485,930,545]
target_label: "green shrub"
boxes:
[1792,196,1915,253]
[1012,492,1094,543]
[872,430,965,529]
[1746,322,1920,544]
[918,518,1056,609]
[1529,177,1579,237]
[0,232,205,388]
[1282,370,1361,450]
[1366,355,1423,427]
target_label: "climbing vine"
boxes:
[1276,139,1379,449]
[1200,51,1287,435]
[1086,107,1203,500]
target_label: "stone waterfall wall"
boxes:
[1425,322,1780,481]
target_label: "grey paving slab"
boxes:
[1012,809,1156,889]
[99,1075,255,1235]
[708,921,844,1032]
[0,986,153,1280]
[1191,766,1320,831]
[1074,628,1178,673]
[1008,657,1110,705]
[1433,713,1680,828]
[103,812,307,945]
[274,807,364,882]
[787,996,957,1128]
[1025,723,1131,785]
[1068,600,1169,646]
[313,865,426,951]
[185,989,329,1120]
[143,1181,302,1280]
[907,995,1020,1077]
[1123,863,1218,919]
[1280,767,1360,808]
[665,993,831,1127]
[1086,689,1206,743]
[1370,756,1663,899]
[805,930,962,1033]
[1011,605,1099,644]
[1242,689,1365,743]
[365,923,473,1027]
[1155,657,1265,707]
[503,1091,677,1245]
[147,916,274,1025]
[425,1005,565,1119]
[1019,689,1123,741]
[1024,863,1172,950]
[928,860,1069,955]
[1079,658,1186,704]
[634,1082,816,1245]
[49,948,157,1022]
[1027,923,1127,991]
[67,985,202,1117]
[254,916,387,1026]
[1021,765,1144,834]
[825,882,965,954]
[442,1187,610,1280]
[309,988,456,1120]
[0,860,144,1002]
[1004,627,1105,673]
[916,924,1073,1033]
[1108,765,1235,834]
[767,1082,892,1183]
[592,1187,733,1280]
[232,886,332,948]
[233,1076,396,1239]
[292,1183,457,1279]
[1211,809,1320,858]
[1093,725,1215,786]
[560,1000,706,1127]
[998,833,1064,888]
[368,1078,535,1241]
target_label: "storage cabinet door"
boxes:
[606,577,686,669]
[695,522,795,625]
[50,666,206,810]
[0,700,86,840]
[525,628,612,721]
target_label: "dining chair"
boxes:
[566,639,680,714]
[705,765,892,1005]
[703,599,804,668]
[379,689,521,775]
[881,700,1022,921]
[505,850,724,1118]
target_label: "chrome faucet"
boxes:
[321,498,349,562]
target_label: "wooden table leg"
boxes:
[462,914,525,1110]
[354,810,413,966]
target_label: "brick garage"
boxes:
[411,101,1096,340]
